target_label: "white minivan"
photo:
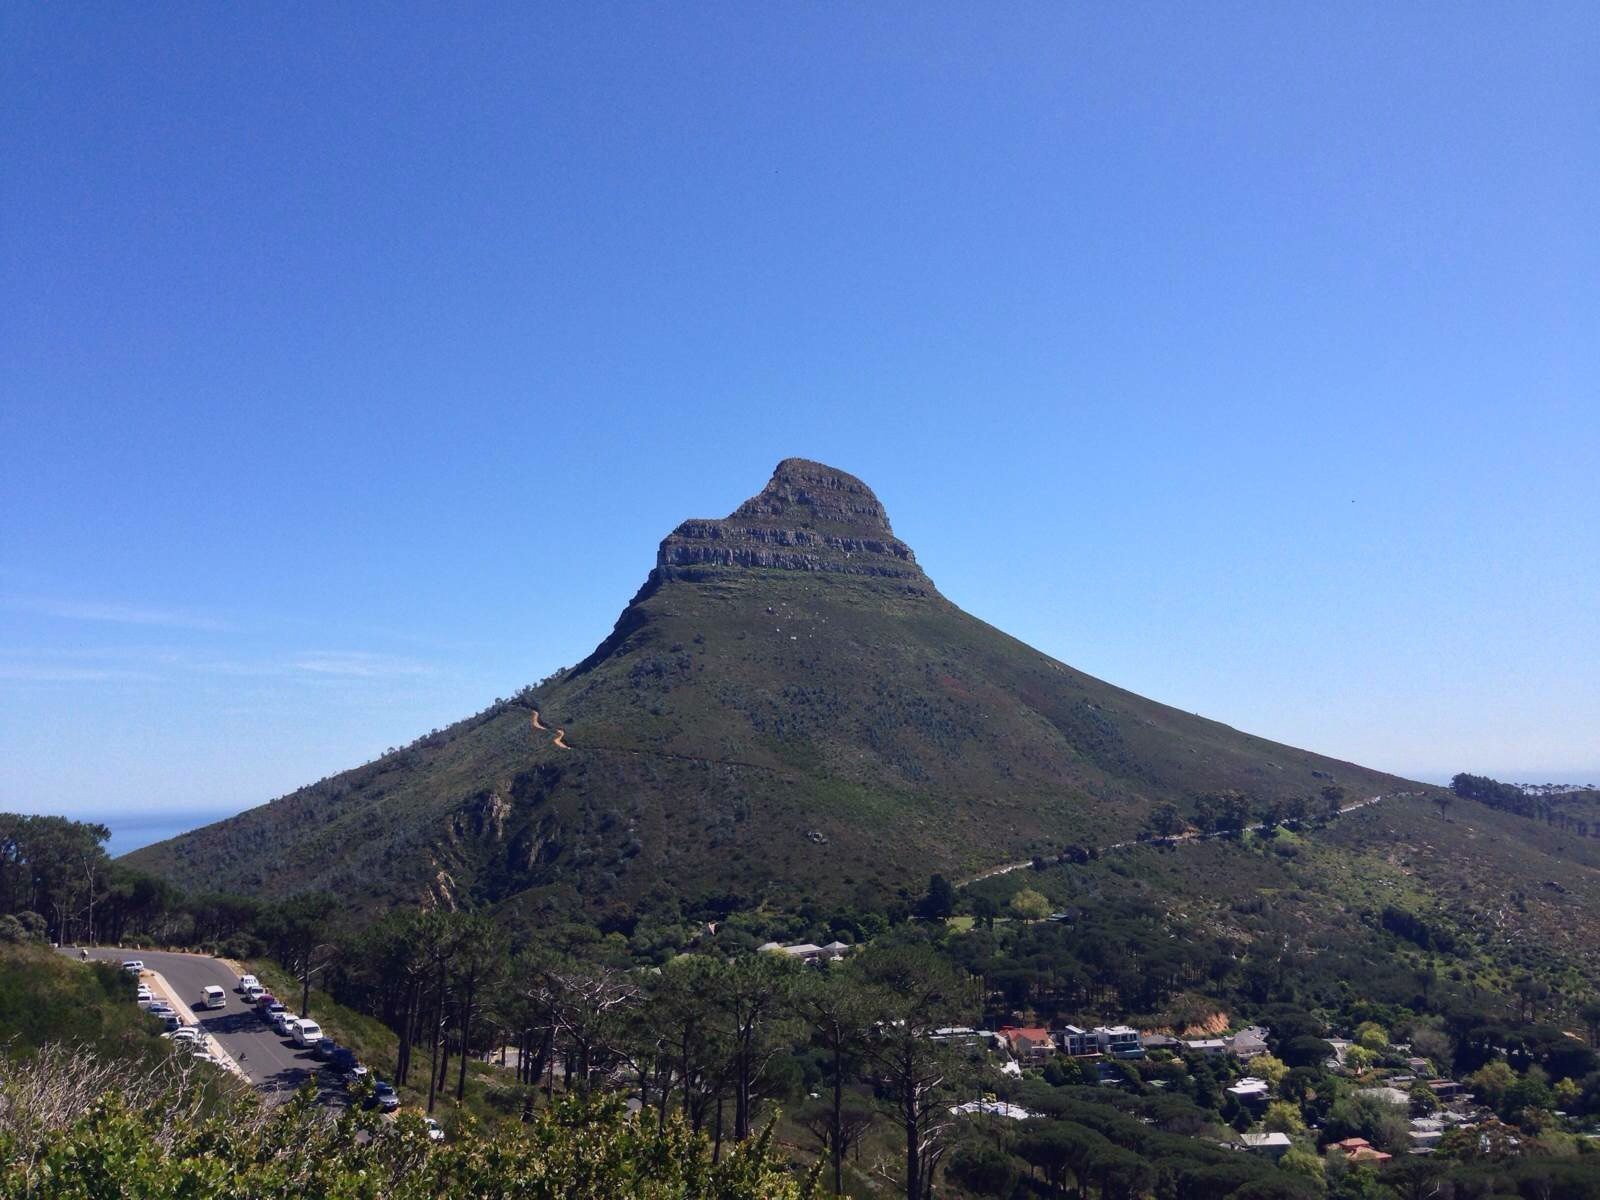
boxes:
[202,985,226,1010]
[291,1019,323,1048]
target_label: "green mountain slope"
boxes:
[127,459,1411,915]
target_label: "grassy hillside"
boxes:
[127,461,1414,918]
[0,944,248,1096]
[966,792,1600,1027]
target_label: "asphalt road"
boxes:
[68,947,334,1101]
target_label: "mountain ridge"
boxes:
[126,460,1417,917]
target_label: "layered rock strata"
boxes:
[654,458,930,583]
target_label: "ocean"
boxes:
[72,809,240,858]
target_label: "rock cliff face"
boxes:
[655,458,931,586]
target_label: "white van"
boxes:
[237,973,258,993]
[292,1019,323,1048]
[202,985,226,1010]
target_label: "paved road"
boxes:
[67,947,332,1101]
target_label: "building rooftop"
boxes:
[1241,1133,1292,1149]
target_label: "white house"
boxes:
[1240,1132,1292,1159]
[1095,1025,1145,1059]
[950,1100,1034,1120]
[1226,1077,1272,1104]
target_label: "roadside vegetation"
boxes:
[0,1042,805,1199]
[6,778,1600,1198]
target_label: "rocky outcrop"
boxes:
[655,458,932,585]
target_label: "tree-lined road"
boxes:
[69,947,326,1099]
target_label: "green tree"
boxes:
[858,946,979,1200]
[1409,1082,1439,1116]
[1148,802,1184,839]
[713,952,798,1143]
[1253,1053,1290,1088]
[917,874,956,920]
[1580,998,1600,1049]
[449,913,504,1102]
[1466,1060,1515,1110]
[1262,1100,1306,1134]
[791,967,875,1196]
[1009,888,1050,922]
[1352,1022,1387,1053]
[1279,1146,1326,1192]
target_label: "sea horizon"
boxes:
[23,808,246,858]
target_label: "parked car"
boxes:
[271,1012,295,1036]
[423,1117,445,1142]
[343,1064,370,1086]
[162,1028,200,1045]
[328,1048,358,1075]
[261,1002,287,1023]
[121,960,144,974]
[254,992,278,1009]
[237,973,259,993]
[291,1019,323,1048]
[201,985,226,1010]
[147,1002,174,1017]
[312,1037,338,1061]
[243,984,265,1003]
[368,1080,400,1112]
[158,1013,181,1032]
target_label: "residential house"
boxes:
[1240,1132,1292,1160]
[999,1026,1055,1065]
[1183,1038,1228,1056]
[950,1099,1034,1120]
[1358,1086,1411,1110]
[1226,1077,1272,1106]
[757,941,850,965]
[1329,1138,1392,1165]
[1095,1025,1145,1059]
[1055,1025,1096,1057]
[1325,1038,1353,1070]
[1228,1026,1270,1060]
[1409,1118,1446,1153]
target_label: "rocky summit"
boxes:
[127,460,1410,920]
[656,458,929,584]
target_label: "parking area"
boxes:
[68,947,340,1101]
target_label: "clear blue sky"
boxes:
[3,5,1597,835]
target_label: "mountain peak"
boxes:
[730,458,895,536]
[656,459,928,585]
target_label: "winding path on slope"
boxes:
[959,792,1403,887]
[530,708,567,750]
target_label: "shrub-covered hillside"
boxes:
[126,459,1412,917]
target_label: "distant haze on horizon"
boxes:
[3,7,1595,823]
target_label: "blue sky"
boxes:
[3,5,1597,834]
